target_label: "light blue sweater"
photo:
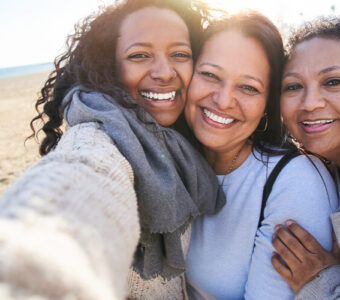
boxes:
[186,150,338,300]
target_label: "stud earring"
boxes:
[172,70,177,78]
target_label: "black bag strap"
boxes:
[257,151,301,229]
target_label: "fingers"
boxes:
[272,229,302,266]
[271,253,301,293]
[271,252,292,280]
[285,220,323,253]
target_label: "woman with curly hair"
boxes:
[0,0,225,299]
[271,17,340,300]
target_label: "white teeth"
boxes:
[302,120,334,126]
[203,108,234,125]
[140,91,176,101]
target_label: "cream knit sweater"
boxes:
[0,122,189,300]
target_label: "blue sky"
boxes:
[0,0,338,68]
[0,0,111,68]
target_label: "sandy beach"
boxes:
[0,71,51,195]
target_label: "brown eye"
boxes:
[240,85,259,94]
[283,83,303,92]
[325,78,340,87]
[172,52,191,58]
[128,53,149,59]
[200,71,219,81]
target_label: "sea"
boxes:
[0,62,54,79]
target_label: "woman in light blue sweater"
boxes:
[271,17,340,300]
[184,13,338,299]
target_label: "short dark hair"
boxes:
[30,0,210,155]
[201,12,286,155]
[286,16,340,57]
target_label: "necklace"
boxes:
[220,146,243,187]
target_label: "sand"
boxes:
[0,71,51,195]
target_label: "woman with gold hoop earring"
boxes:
[184,12,338,299]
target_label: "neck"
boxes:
[204,141,252,175]
[321,148,340,169]
[332,158,340,169]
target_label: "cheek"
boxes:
[178,62,194,90]
[184,99,196,128]
[280,97,297,130]
[116,62,144,91]
[248,98,266,122]
[185,86,200,127]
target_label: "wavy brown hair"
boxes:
[29,0,210,156]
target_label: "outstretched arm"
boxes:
[272,220,340,294]
[0,123,140,300]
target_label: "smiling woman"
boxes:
[185,29,269,166]
[281,37,340,165]
[184,13,338,300]
[271,17,340,300]
[0,0,226,299]
[115,6,193,126]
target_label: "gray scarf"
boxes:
[61,85,226,280]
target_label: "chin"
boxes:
[154,114,180,127]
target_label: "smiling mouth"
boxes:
[203,108,235,125]
[301,119,335,127]
[140,90,176,101]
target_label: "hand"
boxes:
[271,220,340,293]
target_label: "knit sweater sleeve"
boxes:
[294,210,340,300]
[294,265,340,300]
[0,122,140,300]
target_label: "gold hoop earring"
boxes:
[256,113,268,132]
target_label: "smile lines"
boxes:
[203,108,234,125]
[141,91,176,101]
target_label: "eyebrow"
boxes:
[283,65,340,80]
[198,62,223,70]
[318,65,340,75]
[241,75,265,89]
[199,63,265,88]
[282,72,301,80]
[124,41,191,53]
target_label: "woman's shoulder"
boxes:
[265,152,338,212]
[58,122,118,157]
[275,152,331,180]
[62,122,113,146]
[52,122,134,183]
[257,149,332,179]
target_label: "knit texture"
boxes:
[61,86,226,279]
[294,179,340,300]
[295,265,340,300]
[0,122,190,299]
[127,225,191,300]
[0,123,143,299]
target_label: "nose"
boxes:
[300,86,326,112]
[212,84,236,110]
[150,55,175,82]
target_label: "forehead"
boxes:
[198,30,270,75]
[118,6,190,45]
[286,38,340,72]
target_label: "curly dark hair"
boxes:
[199,12,287,155]
[29,0,210,156]
[285,16,340,57]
